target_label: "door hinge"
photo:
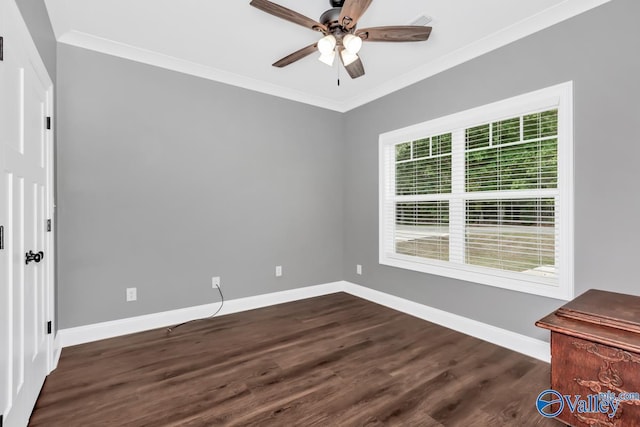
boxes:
[47,321,52,335]
[46,116,51,130]
[47,219,52,232]
[0,225,4,250]
[0,36,4,61]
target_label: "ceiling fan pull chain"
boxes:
[337,59,341,86]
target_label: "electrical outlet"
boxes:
[212,276,221,289]
[356,264,362,275]
[275,265,283,277]
[126,287,137,302]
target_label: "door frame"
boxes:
[44,82,56,374]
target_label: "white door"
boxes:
[0,0,55,425]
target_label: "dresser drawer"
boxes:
[551,333,640,427]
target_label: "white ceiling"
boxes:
[44,0,609,111]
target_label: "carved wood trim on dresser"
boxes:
[537,290,640,427]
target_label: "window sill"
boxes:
[380,253,573,301]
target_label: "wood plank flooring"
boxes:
[29,293,557,426]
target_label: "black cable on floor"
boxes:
[166,284,224,334]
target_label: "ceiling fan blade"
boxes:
[356,26,432,42]
[272,43,318,68]
[339,0,373,30]
[339,51,365,79]
[250,0,327,33]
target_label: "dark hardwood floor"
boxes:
[30,293,557,426]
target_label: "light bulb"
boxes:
[318,51,336,66]
[317,35,336,55]
[340,49,358,66]
[343,34,363,54]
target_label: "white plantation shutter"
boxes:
[379,83,573,300]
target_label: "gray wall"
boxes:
[50,0,640,337]
[57,45,344,328]
[15,0,56,81]
[343,0,640,341]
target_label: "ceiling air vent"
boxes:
[410,15,433,26]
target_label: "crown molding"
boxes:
[339,0,611,111]
[57,30,345,112]
[54,0,610,113]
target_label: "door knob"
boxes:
[25,250,44,265]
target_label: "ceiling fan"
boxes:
[250,0,432,79]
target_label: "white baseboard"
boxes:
[59,281,344,348]
[51,333,62,371]
[343,282,550,363]
[57,280,549,363]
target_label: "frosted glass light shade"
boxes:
[317,35,337,55]
[318,51,336,66]
[343,34,363,54]
[340,49,358,66]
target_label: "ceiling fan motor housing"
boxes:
[320,7,341,27]
[329,0,345,7]
[320,7,354,40]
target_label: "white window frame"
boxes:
[379,82,574,300]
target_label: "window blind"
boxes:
[393,134,452,262]
[464,109,559,279]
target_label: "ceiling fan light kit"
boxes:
[250,0,432,80]
[340,49,359,66]
[319,50,337,66]
[342,34,363,54]
[318,34,337,54]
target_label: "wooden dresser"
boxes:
[536,289,640,427]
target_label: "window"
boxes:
[379,82,573,300]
